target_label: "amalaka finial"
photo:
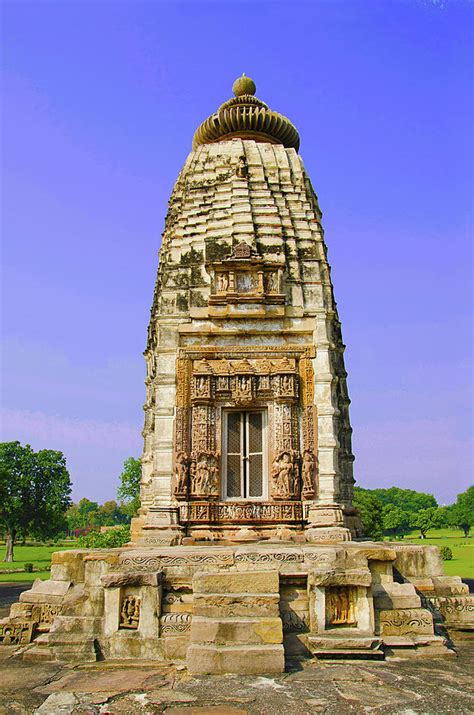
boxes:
[232,73,256,97]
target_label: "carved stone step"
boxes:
[187,643,285,674]
[308,634,384,660]
[190,615,283,645]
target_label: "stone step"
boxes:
[187,643,285,674]
[193,570,280,595]
[308,635,385,660]
[22,645,57,662]
[190,615,283,645]
[188,570,285,674]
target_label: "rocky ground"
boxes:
[0,642,473,715]
[1,584,473,714]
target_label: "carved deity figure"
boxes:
[280,375,293,395]
[191,453,218,496]
[271,451,296,498]
[195,376,208,397]
[234,375,252,400]
[265,271,278,293]
[327,587,356,626]
[235,155,249,178]
[217,273,229,293]
[120,595,141,629]
[174,451,189,495]
[301,450,315,494]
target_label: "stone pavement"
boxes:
[0,642,473,715]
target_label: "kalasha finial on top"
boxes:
[232,73,256,97]
[192,75,300,151]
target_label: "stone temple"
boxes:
[1,77,472,672]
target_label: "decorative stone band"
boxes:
[428,595,474,626]
[119,551,235,572]
[178,501,303,523]
[160,613,192,635]
[378,608,434,636]
[118,546,346,572]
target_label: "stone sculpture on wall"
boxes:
[173,451,189,498]
[190,452,219,497]
[301,450,316,497]
[119,595,141,629]
[326,586,356,626]
[271,451,299,499]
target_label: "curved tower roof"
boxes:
[192,74,300,151]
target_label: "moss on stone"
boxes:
[205,240,232,262]
[189,290,208,307]
[180,247,204,267]
[176,293,189,312]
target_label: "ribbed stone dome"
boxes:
[192,75,300,151]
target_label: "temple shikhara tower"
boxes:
[132,74,359,547]
[2,78,472,671]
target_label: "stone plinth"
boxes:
[2,541,471,667]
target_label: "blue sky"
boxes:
[1,0,472,504]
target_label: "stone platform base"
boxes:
[0,541,472,673]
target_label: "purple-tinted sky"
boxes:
[1,0,472,505]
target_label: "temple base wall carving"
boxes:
[2,542,471,668]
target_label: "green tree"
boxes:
[98,500,129,526]
[370,487,437,515]
[0,442,72,561]
[353,487,384,540]
[65,498,100,531]
[117,457,141,518]
[447,486,474,537]
[382,504,411,539]
[409,507,444,539]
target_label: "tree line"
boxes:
[0,443,140,561]
[1,440,473,561]
[353,485,474,540]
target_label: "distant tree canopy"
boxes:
[352,487,384,540]
[65,498,130,532]
[117,457,141,518]
[353,485,473,540]
[368,487,438,514]
[446,486,474,537]
[0,441,72,561]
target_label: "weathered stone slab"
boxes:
[373,582,421,609]
[431,576,469,596]
[101,571,161,588]
[190,616,282,645]
[308,635,382,650]
[187,643,284,674]
[308,568,371,587]
[193,570,279,595]
[19,580,71,605]
[378,608,434,636]
[433,595,474,628]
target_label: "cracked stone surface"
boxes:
[0,644,473,714]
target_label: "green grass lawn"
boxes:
[0,543,76,582]
[403,528,474,579]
